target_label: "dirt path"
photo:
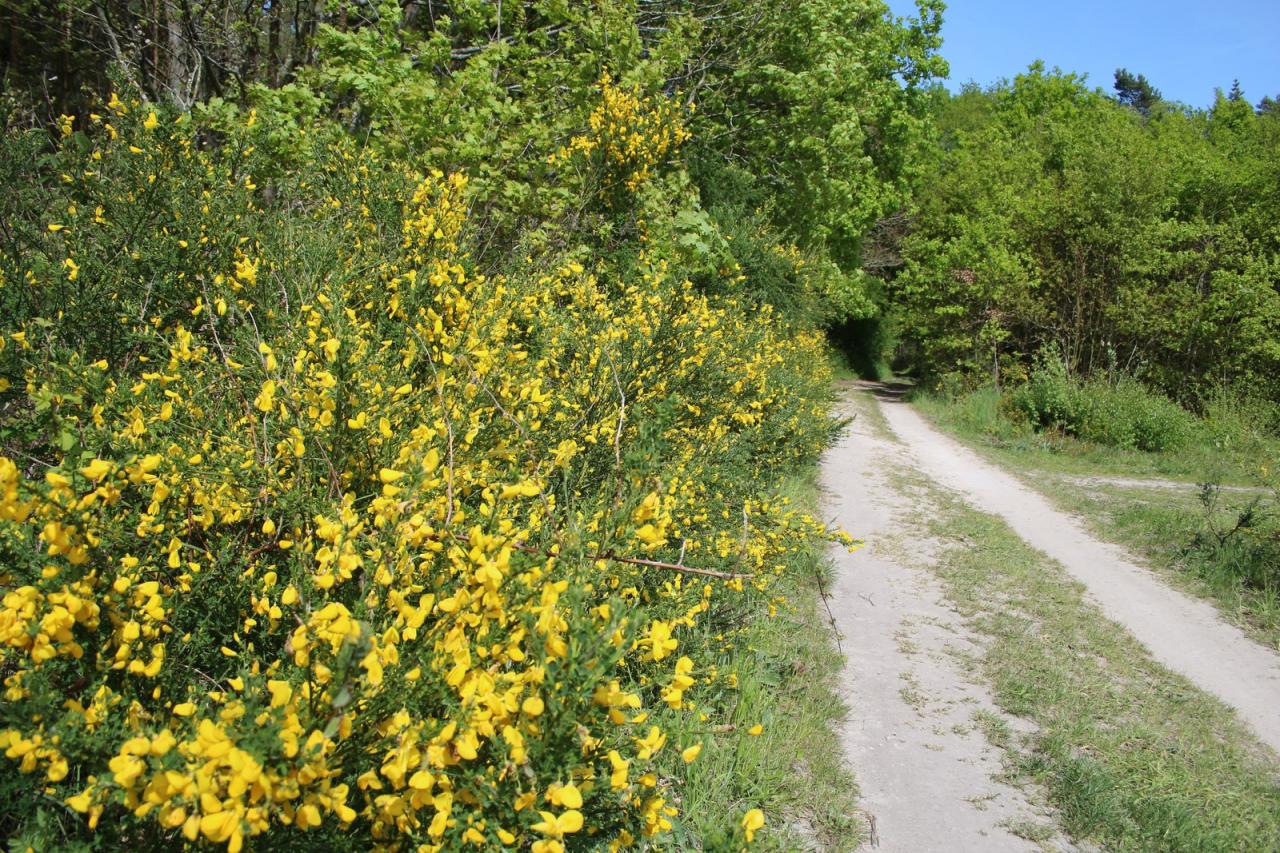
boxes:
[820,390,1069,852]
[821,383,1280,850]
[869,385,1280,751]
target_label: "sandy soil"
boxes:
[820,391,1069,852]
[1063,474,1266,495]
[820,383,1280,850]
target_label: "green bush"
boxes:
[1011,360,1195,452]
[1198,389,1280,454]
[1079,377,1195,452]
[933,386,1027,442]
[1010,357,1088,435]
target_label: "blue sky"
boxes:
[887,1,1280,107]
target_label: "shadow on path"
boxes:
[841,378,913,403]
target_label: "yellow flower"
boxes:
[681,743,702,763]
[531,843,564,853]
[143,111,159,131]
[531,809,584,839]
[108,753,145,787]
[296,803,322,829]
[634,726,666,759]
[608,750,629,789]
[79,459,113,481]
[254,379,276,413]
[267,680,292,707]
[634,523,666,549]
[641,620,678,661]
[234,256,259,286]
[662,655,695,708]
[199,810,240,843]
[47,756,69,781]
[741,808,765,843]
[549,783,582,809]
[66,790,94,812]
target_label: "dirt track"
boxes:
[820,383,1280,851]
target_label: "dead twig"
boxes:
[865,811,880,848]
[815,561,844,652]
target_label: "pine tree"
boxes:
[1114,68,1162,116]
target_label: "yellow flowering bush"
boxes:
[551,73,693,196]
[0,94,848,850]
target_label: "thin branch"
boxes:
[817,562,844,652]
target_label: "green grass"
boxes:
[664,469,861,850]
[915,387,1280,650]
[913,387,1275,486]
[893,471,1280,851]
[1051,483,1280,650]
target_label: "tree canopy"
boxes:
[890,65,1280,401]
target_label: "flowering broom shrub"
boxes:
[550,72,693,197]
[0,93,848,850]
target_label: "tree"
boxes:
[1114,67,1162,116]
[933,81,998,148]
[689,0,946,272]
[894,67,1280,400]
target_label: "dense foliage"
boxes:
[1009,356,1196,453]
[0,0,943,849]
[890,64,1280,405]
